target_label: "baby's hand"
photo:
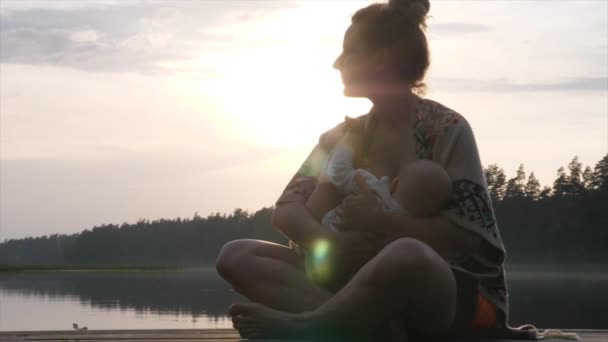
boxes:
[334,174,382,231]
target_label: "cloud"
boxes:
[430,77,608,93]
[0,1,297,74]
[0,0,129,11]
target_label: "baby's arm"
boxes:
[333,170,389,233]
[325,141,356,193]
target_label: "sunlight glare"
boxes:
[310,239,332,282]
[198,1,371,149]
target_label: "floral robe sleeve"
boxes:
[275,123,347,207]
[275,113,373,206]
[274,144,327,207]
[274,121,352,255]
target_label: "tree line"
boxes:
[0,208,285,266]
[486,154,607,264]
[1,154,606,266]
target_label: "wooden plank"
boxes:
[1,329,606,342]
[454,331,608,342]
[0,329,239,335]
[0,330,240,341]
[5,336,240,341]
[1,340,243,342]
[5,340,243,342]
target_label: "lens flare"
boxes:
[313,239,331,263]
[307,239,332,282]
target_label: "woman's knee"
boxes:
[366,238,451,288]
[379,238,437,270]
[370,238,457,329]
[216,239,257,281]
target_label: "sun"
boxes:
[201,47,369,149]
[198,1,371,149]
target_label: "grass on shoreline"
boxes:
[0,264,185,272]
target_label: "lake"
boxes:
[1,266,607,331]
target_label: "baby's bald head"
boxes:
[395,160,452,217]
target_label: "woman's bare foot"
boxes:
[229,302,310,339]
[229,302,402,341]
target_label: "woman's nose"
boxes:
[333,53,344,70]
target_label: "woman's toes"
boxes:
[229,302,259,316]
[228,303,243,316]
[232,313,255,324]
[234,319,256,329]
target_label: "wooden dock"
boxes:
[0,329,606,342]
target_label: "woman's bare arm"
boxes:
[372,211,481,260]
[305,182,343,221]
[338,176,480,260]
[272,182,342,251]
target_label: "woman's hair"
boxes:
[351,0,430,94]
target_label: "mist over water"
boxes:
[1,266,607,331]
[507,265,608,329]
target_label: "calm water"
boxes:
[1,266,607,331]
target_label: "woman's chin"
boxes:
[342,84,367,98]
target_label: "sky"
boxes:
[0,0,606,241]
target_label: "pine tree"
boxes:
[525,172,541,201]
[566,156,585,196]
[591,154,608,191]
[504,164,526,200]
[552,166,568,198]
[484,164,506,202]
[539,186,552,200]
[582,166,594,190]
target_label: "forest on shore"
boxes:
[1,154,606,266]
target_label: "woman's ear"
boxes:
[370,47,394,71]
[368,47,402,83]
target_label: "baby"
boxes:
[322,117,452,231]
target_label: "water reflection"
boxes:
[1,267,607,331]
[0,268,244,330]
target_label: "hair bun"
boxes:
[387,0,430,27]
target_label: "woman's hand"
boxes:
[334,174,382,231]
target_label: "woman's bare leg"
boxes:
[216,239,332,313]
[230,238,457,339]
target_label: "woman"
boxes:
[216,0,519,339]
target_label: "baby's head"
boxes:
[393,160,452,217]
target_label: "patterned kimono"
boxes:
[275,97,532,335]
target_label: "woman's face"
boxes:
[333,24,393,98]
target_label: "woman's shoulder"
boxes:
[417,98,480,140]
[318,113,371,151]
[415,98,478,160]
[417,97,469,131]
